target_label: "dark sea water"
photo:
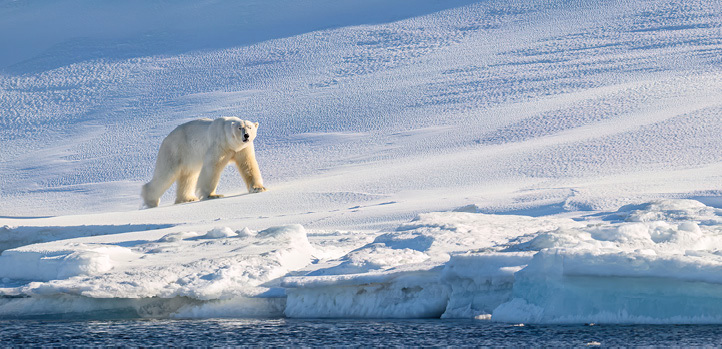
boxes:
[2,319,722,347]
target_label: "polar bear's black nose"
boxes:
[243,134,249,140]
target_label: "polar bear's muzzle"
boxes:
[240,128,250,142]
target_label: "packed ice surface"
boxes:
[2,0,722,322]
[4,199,722,322]
[0,224,313,317]
[281,212,560,318]
[492,200,722,324]
[284,199,722,322]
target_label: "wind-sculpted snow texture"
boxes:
[2,0,722,323]
[2,0,722,218]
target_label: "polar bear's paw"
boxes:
[205,194,224,200]
[250,186,267,193]
[175,196,200,204]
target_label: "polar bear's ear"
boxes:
[254,122,259,128]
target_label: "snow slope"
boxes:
[2,0,722,323]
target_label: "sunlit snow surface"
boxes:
[2,0,722,323]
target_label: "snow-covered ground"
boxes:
[2,0,722,323]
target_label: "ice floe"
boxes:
[2,199,722,322]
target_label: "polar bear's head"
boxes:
[237,119,259,143]
[226,118,260,150]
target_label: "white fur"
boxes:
[141,117,266,208]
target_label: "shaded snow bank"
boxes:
[0,224,174,253]
[283,199,722,323]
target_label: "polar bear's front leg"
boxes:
[197,152,232,200]
[233,144,266,193]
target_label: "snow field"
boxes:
[3,0,722,219]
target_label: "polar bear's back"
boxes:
[158,118,214,168]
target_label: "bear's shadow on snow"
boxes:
[169,191,253,206]
[0,224,175,253]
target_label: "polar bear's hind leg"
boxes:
[197,153,232,200]
[175,169,200,204]
[142,168,179,208]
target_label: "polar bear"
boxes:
[141,117,266,208]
